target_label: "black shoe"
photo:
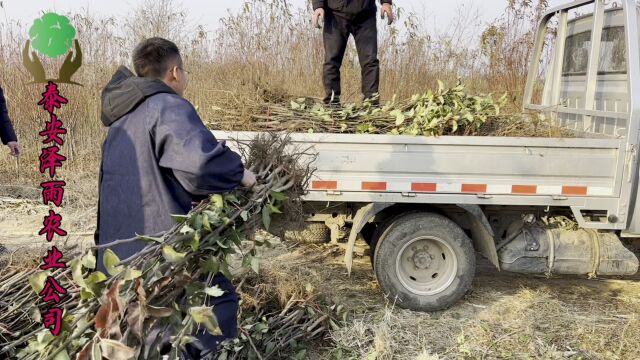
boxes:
[323,94,341,105]
[363,95,380,107]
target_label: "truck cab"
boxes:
[557,7,629,136]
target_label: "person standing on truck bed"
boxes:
[0,85,21,157]
[312,0,394,105]
[97,37,257,358]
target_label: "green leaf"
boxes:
[92,341,102,360]
[250,257,260,274]
[53,349,71,360]
[270,191,288,201]
[191,213,205,230]
[29,271,50,294]
[267,203,282,214]
[294,349,306,360]
[80,288,94,300]
[240,211,249,221]
[189,306,222,336]
[390,109,405,125]
[180,223,195,234]
[224,194,240,204]
[210,194,224,209]
[262,206,271,230]
[162,246,186,263]
[81,252,96,270]
[202,213,211,231]
[136,235,163,244]
[103,249,124,276]
[171,214,189,223]
[188,230,201,251]
[70,259,87,289]
[200,257,220,274]
[220,260,233,280]
[204,285,225,297]
[85,271,107,286]
[215,239,229,249]
[123,267,142,281]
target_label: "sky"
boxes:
[1,0,569,35]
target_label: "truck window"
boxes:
[562,26,626,76]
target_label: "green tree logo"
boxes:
[29,13,76,59]
[22,12,82,85]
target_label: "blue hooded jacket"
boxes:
[0,86,18,145]
[96,66,244,270]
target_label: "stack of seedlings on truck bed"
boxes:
[208,80,574,138]
[0,135,343,360]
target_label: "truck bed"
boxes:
[214,131,627,230]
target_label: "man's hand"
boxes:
[241,169,257,189]
[7,141,20,157]
[312,8,325,29]
[380,3,394,25]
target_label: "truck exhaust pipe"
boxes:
[498,223,639,276]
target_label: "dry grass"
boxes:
[253,238,640,360]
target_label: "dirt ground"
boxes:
[1,192,639,360]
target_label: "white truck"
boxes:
[217,0,640,312]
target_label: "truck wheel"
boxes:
[373,212,476,312]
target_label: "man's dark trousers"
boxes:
[323,9,379,104]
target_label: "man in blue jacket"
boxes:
[0,86,20,156]
[97,37,256,358]
[312,0,394,105]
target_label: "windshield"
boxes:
[562,26,626,76]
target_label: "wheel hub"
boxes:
[412,250,433,269]
[395,236,458,296]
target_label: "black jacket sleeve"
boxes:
[0,86,17,145]
[153,96,245,195]
[312,0,324,10]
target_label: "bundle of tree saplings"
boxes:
[216,271,348,360]
[0,134,338,360]
[207,80,571,138]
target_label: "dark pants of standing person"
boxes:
[159,273,238,359]
[323,9,379,104]
[183,273,239,359]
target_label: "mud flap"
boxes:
[457,204,500,270]
[344,203,393,275]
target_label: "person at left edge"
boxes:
[0,85,21,156]
[96,37,257,358]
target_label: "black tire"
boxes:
[283,222,330,244]
[373,212,475,312]
[267,215,330,244]
[369,211,421,267]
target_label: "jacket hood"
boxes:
[100,66,176,126]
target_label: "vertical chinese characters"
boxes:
[37,81,69,336]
